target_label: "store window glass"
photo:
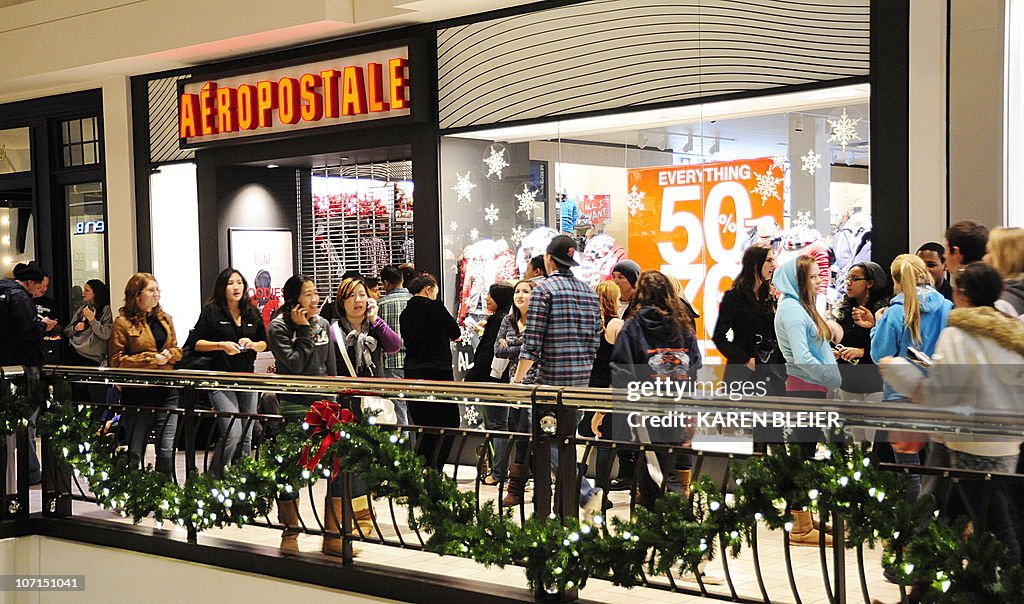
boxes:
[440,84,870,364]
[60,117,100,168]
[303,157,414,300]
[0,192,35,272]
[66,181,106,310]
[0,128,31,175]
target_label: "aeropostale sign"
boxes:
[178,47,410,145]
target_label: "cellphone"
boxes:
[906,346,932,367]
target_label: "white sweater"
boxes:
[881,306,1024,457]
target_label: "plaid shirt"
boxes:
[519,270,601,386]
[378,288,412,370]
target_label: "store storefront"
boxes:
[133,36,437,331]
[0,90,107,325]
[434,0,906,373]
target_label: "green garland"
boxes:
[41,392,1024,601]
[0,373,46,438]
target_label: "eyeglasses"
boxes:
[845,277,868,283]
[141,287,161,295]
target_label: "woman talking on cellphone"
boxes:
[190,268,268,477]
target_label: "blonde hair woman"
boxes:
[983,226,1024,317]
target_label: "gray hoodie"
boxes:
[64,305,113,363]
[268,314,336,417]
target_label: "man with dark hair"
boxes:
[398,263,416,289]
[944,220,989,273]
[917,242,953,301]
[513,235,604,513]
[524,255,547,281]
[378,265,413,440]
[611,259,641,317]
[0,262,56,367]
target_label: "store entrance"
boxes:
[219,145,413,320]
[0,187,34,272]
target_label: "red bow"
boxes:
[299,400,356,480]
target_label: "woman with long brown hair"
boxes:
[108,272,182,474]
[610,270,701,510]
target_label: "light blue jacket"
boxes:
[871,285,952,401]
[773,257,842,390]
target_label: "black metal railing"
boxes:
[4,364,1023,603]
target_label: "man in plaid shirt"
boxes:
[513,235,603,512]
[378,265,413,440]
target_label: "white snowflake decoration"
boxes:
[459,323,475,342]
[770,154,788,174]
[800,149,822,175]
[751,171,783,205]
[463,405,481,426]
[483,146,510,180]
[793,210,815,231]
[625,185,646,216]
[827,108,861,151]
[484,203,500,225]
[449,220,459,231]
[510,224,526,247]
[469,228,479,241]
[452,172,476,203]
[514,183,539,215]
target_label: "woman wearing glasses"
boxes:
[108,273,182,474]
[831,262,891,403]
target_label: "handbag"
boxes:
[177,328,214,370]
[331,323,397,424]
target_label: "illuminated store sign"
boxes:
[178,47,410,145]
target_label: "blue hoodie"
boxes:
[870,285,952,401]
[772,257,842,390]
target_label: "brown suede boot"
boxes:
[322,496,344,557]
[277,499,301,553]
[790,509,832,547]
[502,463,529,507]
[675,469,692,499]
[351,496,376,537]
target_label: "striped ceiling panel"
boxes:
[437,0,870,130]
[148,75,194,164]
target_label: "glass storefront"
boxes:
[66,181,106,311]
[440,84,871,362]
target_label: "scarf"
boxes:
[340,318,378,375]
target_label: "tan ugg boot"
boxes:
[790,509,832,547]
[277,498,301,554]
[322,496,344,557]
[351,496,376,537]
[675,469,692,499]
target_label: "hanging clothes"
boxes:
[571,234,627,286]
[359,236,391,277]
[456,239,518,323]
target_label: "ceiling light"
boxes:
[266,164,279,169]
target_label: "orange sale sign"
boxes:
[626,157,785,360]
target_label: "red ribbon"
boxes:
[299,400,356,480]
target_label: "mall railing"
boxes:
[21,364,1024,603]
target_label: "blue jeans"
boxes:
[893,451,922,502]
[120,388,179,472]
[382,368,414,447]
[515,408,599,502]
[208,390,258,477]
[483,404,513,480]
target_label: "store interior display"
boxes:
[306,160,414,298]
[440,84,872,366]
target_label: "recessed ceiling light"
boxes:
[266,164,279,169]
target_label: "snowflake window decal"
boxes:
[750,171,783,206]
[827,108,861,152]
[625,185,646,216]
[449,221,459,232]
[770,154,788,174]
[462,405,481,426]
[483,144,510,180]
[469,228,480,241]
[510,225,526,247]
[452,172,477,204]
[484,204,500,225]
[800,150,822,175]
[793,210,815,231]
[514,183,539,215]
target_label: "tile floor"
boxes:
[35,451,904,604]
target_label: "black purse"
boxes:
[177,328,214,370]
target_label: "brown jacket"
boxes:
[108,312,182,369]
